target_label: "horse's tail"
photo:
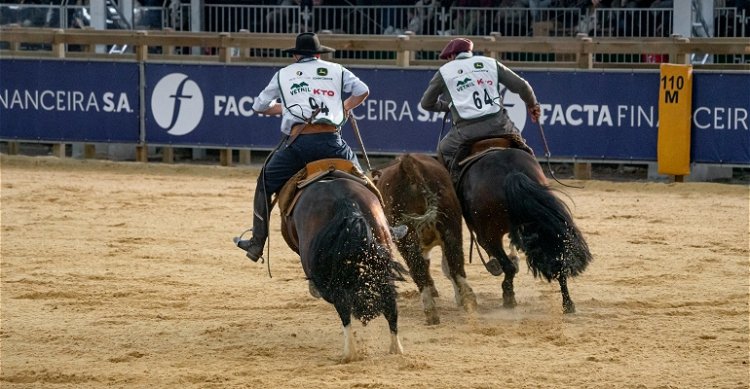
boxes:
[504,171,592,281]
[309,198,402,325]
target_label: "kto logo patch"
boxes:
[151,73,204,136]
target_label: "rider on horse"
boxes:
[235,32,370,261]
[420,38,541,183]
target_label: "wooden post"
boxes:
[7,141,20,155]
[52,29,66,58]
[404,31,416,62]
[573,162,592,180]
[219,32,231,63]
[239,149,251,165]
[396,35,410,67]
[162,146,175,163]
[238,29,251,58]
[220,149,233,167]
[489,32,501,59]
[669,35,691,65]
[135,30,149,62]
[52,143,66,158]
[83,144,96,159]
[576,33,593,69]
[136,144,148,162]
[161,27,175,55]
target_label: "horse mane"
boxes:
[308,198,400,325]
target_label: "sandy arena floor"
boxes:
[1,154,748,388]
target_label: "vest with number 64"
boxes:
[439,56,501,120]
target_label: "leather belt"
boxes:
[288,123,338,144]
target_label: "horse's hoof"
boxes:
[563,301,576,314]
[425,313,440,325]
[430,286,439,298]
[503,296,517,309]
[308,281,321,299]
[462,296,478,313]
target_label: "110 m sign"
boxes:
[661,74,685,103]
[657,64,693,176]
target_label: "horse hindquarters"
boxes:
[304,195,403,360]
[377,153,476,324]
[503,171,593,313]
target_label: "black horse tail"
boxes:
[504,171,592,282]
[309,198,402,325]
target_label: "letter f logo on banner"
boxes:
[151,73,204,136]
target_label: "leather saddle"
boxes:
[277,158,383,218]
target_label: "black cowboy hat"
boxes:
[284,32,335,55]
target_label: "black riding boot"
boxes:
[236,187,271,262]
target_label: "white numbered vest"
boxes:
[278,60,345,126]
[439,56,501,120]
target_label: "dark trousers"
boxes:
[251,132,362,238]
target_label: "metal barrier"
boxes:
[1,3,748,65]
[2,3,746,38]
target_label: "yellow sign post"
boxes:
[657,63,693,179]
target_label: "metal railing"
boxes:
[1,3,747,65]
[2,3,746,38]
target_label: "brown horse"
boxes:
[458,145,592,313]
[279,167,405,362]
[375,153,477,325]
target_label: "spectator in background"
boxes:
[265,0,295,33]
[527,0,553,22]
[408,0,440,34]
[452,0,495,36]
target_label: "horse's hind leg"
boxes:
[397,238,440,325]
[381,286,404,355]
[498,250,518,308]
[333,303,360,363]
[482,234,519,309]
[440,235,477,313]
[559,275,576,314]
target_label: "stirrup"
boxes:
[233,230,264,263]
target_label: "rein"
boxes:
[349,115,373,173]
[536,121,583,190]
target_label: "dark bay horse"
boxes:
[375,153,477,325]
[280,172,405,362]
[458,145,592,313]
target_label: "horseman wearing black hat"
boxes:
[235,32,370,262]
[420,38,541,183]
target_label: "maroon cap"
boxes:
[439,38,474,60]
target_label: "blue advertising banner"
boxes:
[691,72,750,165]
[144,64,667,160]
[2,59,747,165]
[0,59,139,143]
